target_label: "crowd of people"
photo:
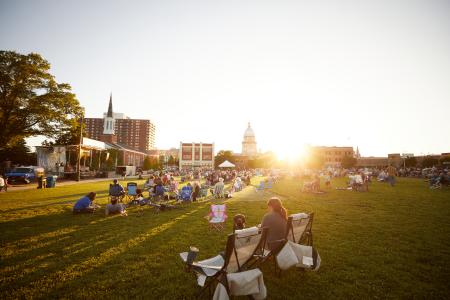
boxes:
[72,169,256,216]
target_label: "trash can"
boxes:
[37,176,47,189]
[46,175,58,188]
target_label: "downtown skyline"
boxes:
[1,0,449,157]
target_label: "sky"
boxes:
[1,0,449,158]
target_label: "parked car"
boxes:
[6,166,42,184]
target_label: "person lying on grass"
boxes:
[105,197,127,216]
[73,192,99,214]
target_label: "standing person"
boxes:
[386,165,397,187]
[260,197,288,251]
[73,192,98,214]
[0,175,6,192]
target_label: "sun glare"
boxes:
[275,145,308,162]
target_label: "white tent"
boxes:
[218,160,236,168]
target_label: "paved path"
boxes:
[5,176,143,192]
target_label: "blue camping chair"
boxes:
[266,180,273,189]
[179,186,193,202]
[126,182,138,202]
[255,181,265,192]
[152,185,166,201]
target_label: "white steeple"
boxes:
[103,93,115,135]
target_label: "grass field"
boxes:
[1,177,449,299]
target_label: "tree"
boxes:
[214,150,235,168]
[405,156,417,167]
[0,51,82,148]
[421,157,439,168]
[341,155,357,169]
[168,155,175,166]
[440,156,450,166]
[0,138,36,166]
[143,156,152,170]
[305,150,325,170]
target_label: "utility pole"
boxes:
[76,108,85,181]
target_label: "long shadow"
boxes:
[35,202,215,299]
[1,203,209,299]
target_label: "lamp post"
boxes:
[76,108,85,182]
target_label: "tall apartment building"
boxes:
[84,95,156,152]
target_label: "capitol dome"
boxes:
[244,122,255,138]
[242,122,257,157]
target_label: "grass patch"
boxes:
[1,177,449,299]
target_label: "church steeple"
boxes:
[107,93,113,118]
[103,93,115,135]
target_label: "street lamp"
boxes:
[76,107,85,181]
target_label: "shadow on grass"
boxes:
[0,202,212,299]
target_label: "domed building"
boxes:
[242,122,257,157]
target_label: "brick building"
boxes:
[84,95,156,152]
[179,142,214,169]
[310,146,355,167]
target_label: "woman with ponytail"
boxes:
[261,197,288,250]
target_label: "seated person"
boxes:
[311,174,320,192]
[73,192,98,214]
[213,178,225,198]
[233,214,246,232]
[260,197,288,251]
[105,197,127,216]
[144,176,154,190]
[179,183,193,202]
[109,179,125,198]
[168,178,179,192]
[153,182,166,198]
[129,188,147,205]
[192,182,201,202]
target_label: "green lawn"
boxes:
[1,177,449,299]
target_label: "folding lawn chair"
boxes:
[207,204,227,230]
[250,212,316,273]
[255,181,265,192]
[199,187,208,198]
[213,184,224,198]
[287,212,314,246]
[179,185,193,202]
[126,182,138,202]
[275,212,320,271]
[109,183,125,203]
[152,185,166,202]
[179,227,268,298]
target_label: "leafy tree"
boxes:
[440,156,450,166]
[341,155,357,169]
[421,157,439,168]
[305,150,325,170]
[404,156,417,167]
[143,156,152,170]
[168,155,175,166]
[0,51,82,148]
[0,138,36,166]
[214,150,235,168]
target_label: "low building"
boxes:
[36,137,147,177]
[179,142,214,169]
[310,146,355,167]
[356,157,389,168]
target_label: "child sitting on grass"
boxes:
[73,192,99,214]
